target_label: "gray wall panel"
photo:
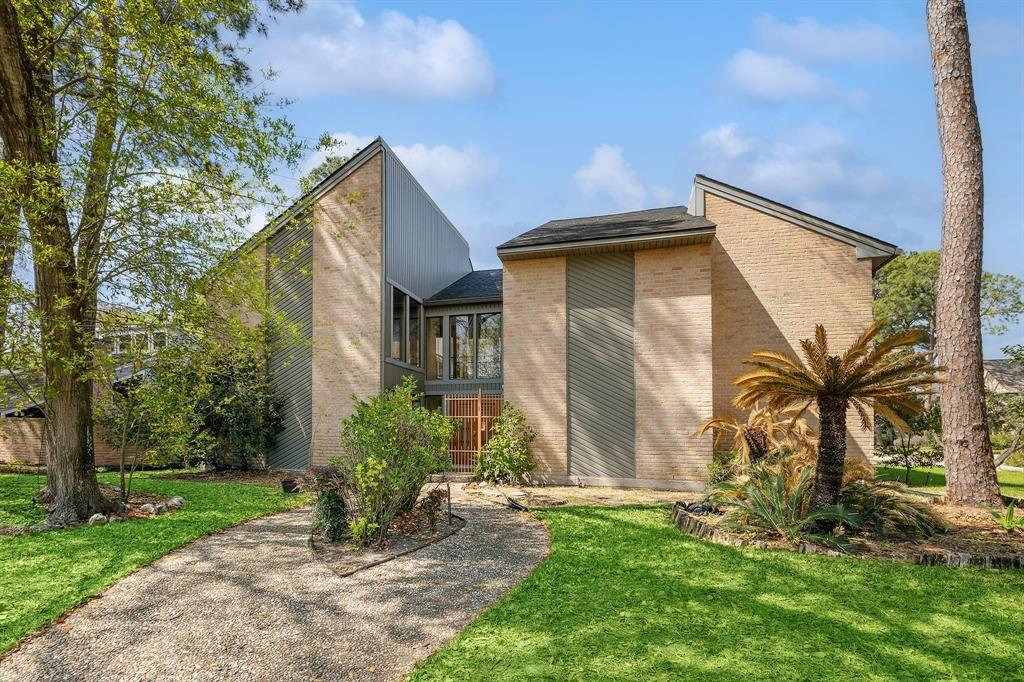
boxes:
[383,149,473,301]
[267,215,313,470]
[567,253,635,478]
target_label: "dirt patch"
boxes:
[462,482,700,508]
[160,469,294,488]
[672,500,1024,569]
[311,515,467,577]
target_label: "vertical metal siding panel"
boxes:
[383,151,472,300]
[567,253,635,478]
[267,215,313,470]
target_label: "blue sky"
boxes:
[246,0,1023,357]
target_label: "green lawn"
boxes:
[0,471,306,653]
[877,465,1024,499]
[412,506,1024,681]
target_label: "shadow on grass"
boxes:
[412,505,1024,681]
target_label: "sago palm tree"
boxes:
[732,321,941,512]
[697,404,816,465]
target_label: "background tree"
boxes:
[987,344,1024,467]
[927,0,1002,507]
[874,250,1023,350]
[0,0,304,524]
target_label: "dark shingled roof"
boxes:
[985,359,1024,394]
[497,205,714,251]
[427,269,503,304]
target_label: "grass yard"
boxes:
[0,471,306,654]
[877,465,1024,499]
[412,506,1024,681]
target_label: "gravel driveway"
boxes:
[0,498,549,681]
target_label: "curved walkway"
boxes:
[0,499,550,681]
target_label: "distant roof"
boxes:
[498,206,715,253]
[427,269,503,305]
[984,359,1024,394]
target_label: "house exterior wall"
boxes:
[267,213,313,470]
[634,244,713,481]
[0,419,138,467]
[502,256,568,476]
[310,151,384,467]
[705,193,876,460]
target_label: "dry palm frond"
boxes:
[697,404,816,465]
[732,321,942,433]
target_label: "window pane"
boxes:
[424,395,443,413]
[408,298,421,367]
[426,317,443,380]
[449,315,474,379]
[477,313,502,379]
[390,287,406,362]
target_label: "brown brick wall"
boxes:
[310,152,384,467]
[0,419,136,467]
[502,257,568,476]
[634,244,714,480]
[705,193,876,460]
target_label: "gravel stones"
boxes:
[0,495,550,681]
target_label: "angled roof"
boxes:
[426,269,503,304]
[690,174,900,271]
[984,359,1024,394]
[497,206,715,258]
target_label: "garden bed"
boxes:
[159,468,291,488]
[671,501,1024,569]
[310,514,466,577]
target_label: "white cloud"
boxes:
[573,145,648,211]
[695,122,931,223]
[752,15,915,64]
[249,3,496,99]
[722,49,867,104]
[300,133,498,196]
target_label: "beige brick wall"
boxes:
[502,257,568,476]
[0,419,135,467]
[634,244,714,480]
[310,152,383,467]
[706,193,876,460]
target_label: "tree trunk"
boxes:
[927,0,1002,507]
[809,395,848,511]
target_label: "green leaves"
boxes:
[476,402,537,485]
[984,501,1024,533]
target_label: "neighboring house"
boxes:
[237,138,900,489]
[984,359,1024,396]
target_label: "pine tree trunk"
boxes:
[809,395,848,512]
[927,0,1002,507]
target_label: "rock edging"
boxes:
[670,502,1024,570]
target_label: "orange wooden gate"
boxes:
[444,392,502,472]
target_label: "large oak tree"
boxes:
[0,0,303,524]
[927,0,1002,507]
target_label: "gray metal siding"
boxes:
[267,215,313,470]
[567,253,635,478]
[383,148,473,300]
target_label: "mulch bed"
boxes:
[672,500,1024,569]
[160,469,293,488]
[310,515,466,578]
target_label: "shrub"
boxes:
[332,376,455,546]
[707,450,739,485]
[305,466,349,542]
[984,501,1024,533]
[476,402,536,485]
[839,479,945,540]
[709,459,859,551]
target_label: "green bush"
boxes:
[839,479,945,540]
[475,402,536,485]
[306,466,350,542]
[709,459,859,551]
[332,376,455,546]
[707,450,739,485]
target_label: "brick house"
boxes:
[230,137,899,489]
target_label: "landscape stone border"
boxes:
[670,502,1024,570]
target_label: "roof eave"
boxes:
[497,227,716,261]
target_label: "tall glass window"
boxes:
[408,298,421,367]
[426,317,443,379]
[391,286,405,362]
[450,315,474,379]
[476,313,502,379]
